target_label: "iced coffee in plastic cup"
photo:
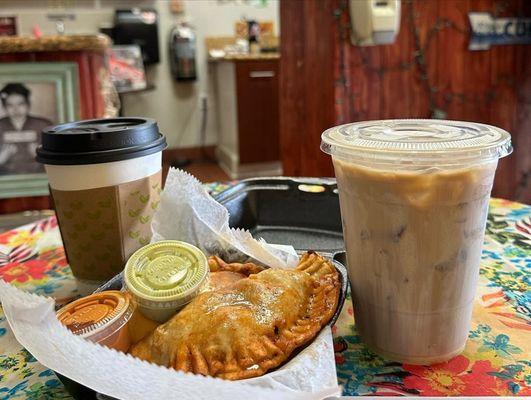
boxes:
[321,120,512,365]
[36,118,166,295]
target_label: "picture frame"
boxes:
[0,62,79,199]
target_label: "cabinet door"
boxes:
[235,60,280,164]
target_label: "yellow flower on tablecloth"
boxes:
[462,334,505,370]
[38,247,67,266]
[489,198,522,210]
[0,349,34,385]
[0,230,43,248]
[0,260,51,285]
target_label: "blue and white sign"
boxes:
[468,12,531,50]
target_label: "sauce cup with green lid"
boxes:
[124,240,209,322]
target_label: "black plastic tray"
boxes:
[56,177,348,399]
[215,177,343,254]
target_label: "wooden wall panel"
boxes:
[461,0,492,122]
[412,0,438,118]
[280,0,336,177]
[280,0,530,202]
[381,6,412,119]
[514,45,531,201]
[435,0,467,119]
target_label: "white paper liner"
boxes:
[0,281,340,399]
[151,169,299,268]
[0,168,341,399]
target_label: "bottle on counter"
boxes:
[247,19,261,54]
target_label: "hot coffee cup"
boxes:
[36,118,167,295]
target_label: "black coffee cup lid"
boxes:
[36,118,167,165]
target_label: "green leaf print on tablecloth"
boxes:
[487,213,531,250]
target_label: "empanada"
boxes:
[130,251,340,380]
[208,255,266,275]
[205,256,265,291]
[206,271,247,291]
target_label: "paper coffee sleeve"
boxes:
[52,171,162,282]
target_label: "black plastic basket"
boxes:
[56,177,348,399]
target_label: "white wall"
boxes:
[123,0,279,148]
[0,0,279,148]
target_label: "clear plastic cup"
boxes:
[57,290,135,352]
[124,240,209,322]
[321,119,512,365]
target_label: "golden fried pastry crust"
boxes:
[207,255,265,276]
[205,271,246,291]
[130,251,340,380]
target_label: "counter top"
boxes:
[0,34,111,54]
[208,52,280,62]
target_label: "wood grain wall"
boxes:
[280,0,337,177]
[280,0,530,202]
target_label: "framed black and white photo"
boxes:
[0,62,79,198]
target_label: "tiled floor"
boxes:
[162,147,230,184]
[162,160,229,184]
[183,161,230,182]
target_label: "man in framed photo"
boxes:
[0,83,53,174]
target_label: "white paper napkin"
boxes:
[0,281,340,399]
[151,169,299,268]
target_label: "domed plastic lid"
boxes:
[124,240,208,308]
[36,117,167,165]
[56,290,134,338]
[321,119,512,166]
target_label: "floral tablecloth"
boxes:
[0,189,529,398]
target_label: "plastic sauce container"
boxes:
[124,240,209,322]
[57,290,134,352]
